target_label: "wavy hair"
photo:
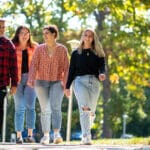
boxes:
[78,28,105,57]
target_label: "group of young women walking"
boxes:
[0,18,106,145]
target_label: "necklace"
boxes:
[83,48,91,56]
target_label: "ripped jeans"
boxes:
[73,75,100,137]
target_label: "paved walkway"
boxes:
[0,143,150,150]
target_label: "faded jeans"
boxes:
[34,80,64,133]
[14,73,36,131]
[73,75,100,137]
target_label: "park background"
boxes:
[0,0,150,142]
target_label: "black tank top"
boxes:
[21,49,29,73]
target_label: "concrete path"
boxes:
[0,143,150,150]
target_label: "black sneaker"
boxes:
[25,136,35,143]
[16,137,23,144]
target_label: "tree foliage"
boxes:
[63,0,150,137]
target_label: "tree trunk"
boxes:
[102,65,112,138]
[94,9,112,138]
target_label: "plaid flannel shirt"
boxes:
[0,36,18,87]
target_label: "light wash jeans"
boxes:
[14,73,36,131]
[34,80,64,133]
[73,75,100,137]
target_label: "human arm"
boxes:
[61,47,69,89]
[65,50,77,89]
[98,57,106,81]
[27,47,39,87]
[64,89,70,98]
[9,41,18,91]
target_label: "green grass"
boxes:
[68,138,150,145]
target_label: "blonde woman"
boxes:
[65,28,106,145]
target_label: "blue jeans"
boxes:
[35,80,64,133]
[14,73,36,131]
[73,75,100,137]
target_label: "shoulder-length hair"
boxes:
[78,28,105,57]
[12,25,34,48]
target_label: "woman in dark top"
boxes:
[65,28,106,145]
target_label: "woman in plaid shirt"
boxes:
[28,25,69,145]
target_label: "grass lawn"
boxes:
[69,137,150,145]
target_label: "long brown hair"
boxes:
[12,25,34,48]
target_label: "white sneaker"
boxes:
[53,133,63,144]
[40,136,49,145]
[81,135,92,145]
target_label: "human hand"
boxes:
[65,89,70,98]
[99,74,106,81]
[10,86,17,95]
[27,80,35,88]
[27,83,34,88]
[61,81,65,89]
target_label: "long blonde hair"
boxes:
[78,28,105,57]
